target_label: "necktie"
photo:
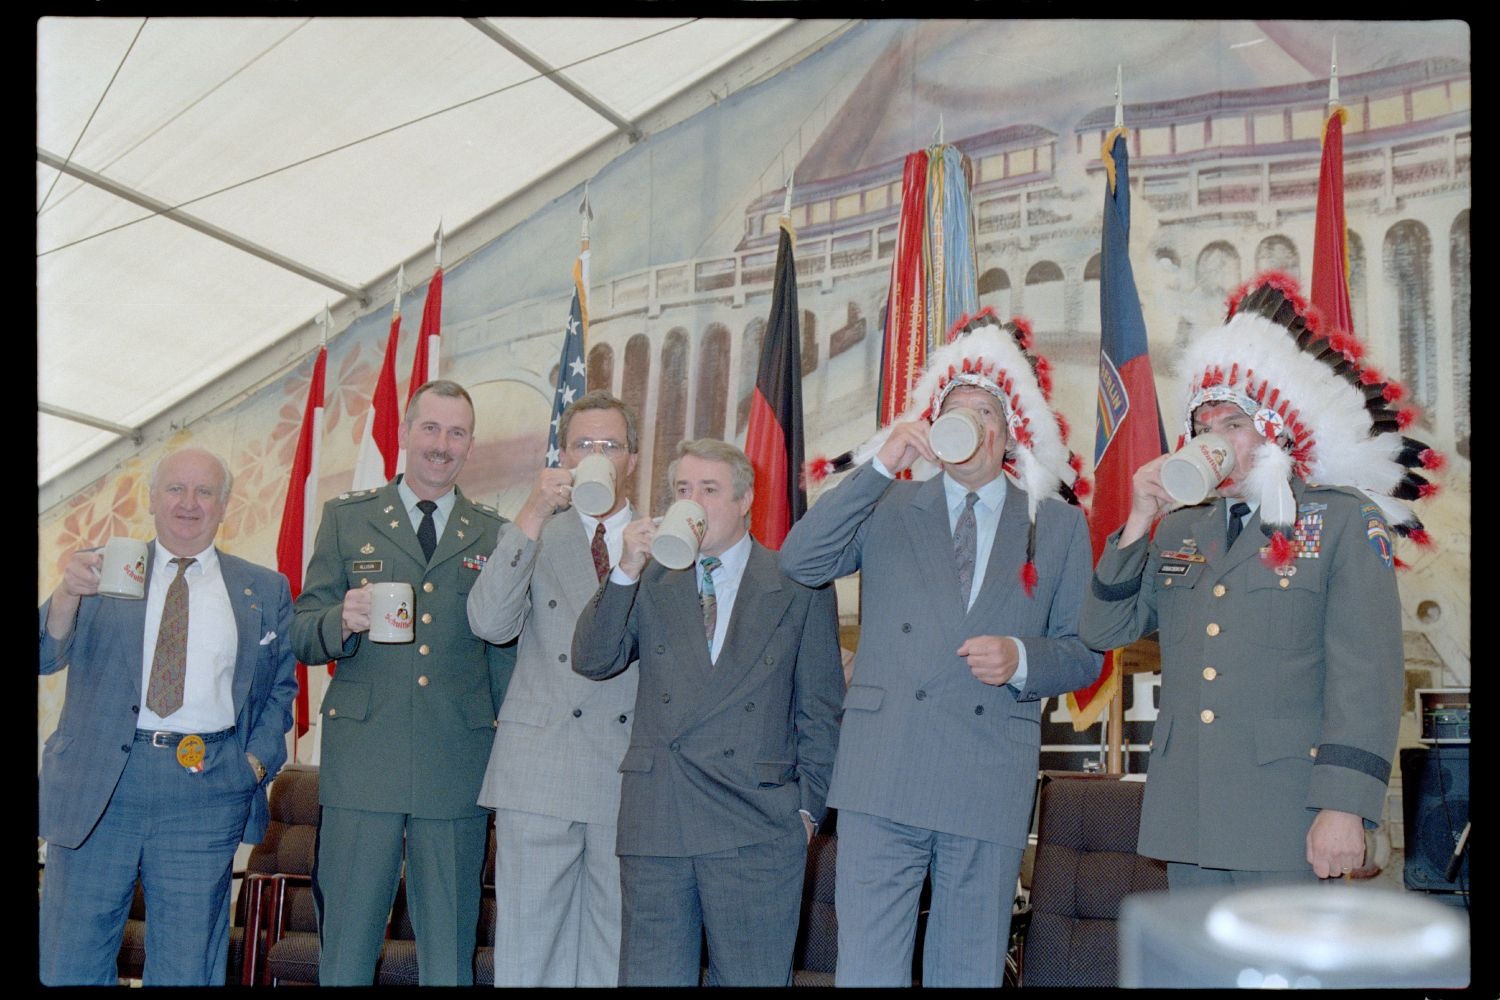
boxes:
[1226,501,1251,551]
[416,500,438,562]
[146,557,196,717]
[953,491,980,609]
[700,556,722,648]
[591,522,610,583]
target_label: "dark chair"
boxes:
[792,831,839,985]
[1019,773,1167,987]
[245,764,322,985]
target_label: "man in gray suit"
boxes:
[1081,277,1434,887]
[38,447,298,984]
[467,391,641,986]
[571,438,844,986]
[780,315,1100,987]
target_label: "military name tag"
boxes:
[353,560,383,573]
[176,734,206,772]
[1157,562,1189,576]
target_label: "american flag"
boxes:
[545,253,589,467]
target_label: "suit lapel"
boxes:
[217,551,264,715]
[902,476,966,636]
[429,487,482,569]
[714,544,791,680]
[547,511,606,613]
[116,542,159,702]
[372,481,427,566]
[963,483,1031,629]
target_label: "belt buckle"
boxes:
[151,731,174,748]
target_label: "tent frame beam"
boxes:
[37,146,365,300]
[465,18,643,143]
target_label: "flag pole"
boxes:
[1105,67,1128,775]
[1328,39,1340,110]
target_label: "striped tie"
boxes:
[953,492,979,609]
[700,556,721,649]
[146,557,195,717]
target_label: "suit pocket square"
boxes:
[259,631,277,645]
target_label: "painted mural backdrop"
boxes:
[42,20,1470,777]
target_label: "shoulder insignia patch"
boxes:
[1362,505,1394,569]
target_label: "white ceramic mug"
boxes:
[571,453,617,517]
[651,500,708,570]
[1160,432,1236,506]
[96,536,149,599]
[929,408,983,463]
[368,582,416,643]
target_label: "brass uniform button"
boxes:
[328,708,338,718]
[1206,623,1221,637]
[1200,709,1215,724]
[421,613,432,624]
[1163,579,1173,588]
[419,644,430,655]
[360,577,369,586]
[417,675,429,687]
[1202,667,1218,680]
[423,582,435,593]
[1279,578,1290,589]
[1309,746,1318,758]
[1212,584,1226,597]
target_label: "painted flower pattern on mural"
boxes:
[45,464,149,582]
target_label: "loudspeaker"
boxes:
[1401,746,1469,892]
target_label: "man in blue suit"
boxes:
[38,447,298,985]
[780,315,1100,987]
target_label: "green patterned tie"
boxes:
[146,557,195,717]
[700,556,722,648]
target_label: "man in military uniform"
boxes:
[1081,276,1440,887]
[292,379,515,984]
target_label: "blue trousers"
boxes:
[38,730,256,985]
[617,827,807,987]
[834,809,1023,987]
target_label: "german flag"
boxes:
[744,219,805,549]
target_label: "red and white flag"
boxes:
[351,265,403,490]
[274,344,326,752]
[398,228,444,474]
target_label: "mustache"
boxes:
[421,449,454,464]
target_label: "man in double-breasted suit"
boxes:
[780,318,1100,987]
[571,439,844,987]
[292,380,515,985]
[466,391,642,986]
[39,447,298,985]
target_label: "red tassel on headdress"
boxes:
[1009,316,1033,350]
[1056,412,1071,441]
[1019,560,1038,598]
[1418,482,1441,499]
[1394,556,1410,571]
[1419,449,1445,471]
[1259,531,1294,570]
[1225,271,1310,320]
[1072,477,1091,498]
[1408,528,1433,548]
[1396,408,1418,430]
[1382,382,1405,403]
[805,456,833,485]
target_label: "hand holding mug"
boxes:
[341,583,373,641]
[616,518,657,580]
[875,419,937,476]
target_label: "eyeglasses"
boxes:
[569,438,628,455]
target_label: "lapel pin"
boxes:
[361,542,375,554]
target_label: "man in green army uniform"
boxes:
[1081,276,1443,888]
[292,379,515,984]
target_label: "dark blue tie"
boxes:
[417,500,438,562]
[1226,502,1251,550]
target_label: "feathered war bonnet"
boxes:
[809,308,1087,596]
[1179,271,1443,568]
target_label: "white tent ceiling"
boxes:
[37,16,854,506]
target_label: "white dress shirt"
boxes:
[137,543,238,733]
[700,530,752,665]
[397,478,457,540]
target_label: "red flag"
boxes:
[745,220,805,549]
[351,299,401,490]
[1310,107,1355,335]
[275,347,326,740]
[1068,128,1168,731]
[408,266,443,401]
[877,150,930,428]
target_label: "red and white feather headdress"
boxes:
[811,309,1087,595]
[1180,272,1442,568]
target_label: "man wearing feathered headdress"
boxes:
[781,310,1102,987]
[1081,273,1443,889]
